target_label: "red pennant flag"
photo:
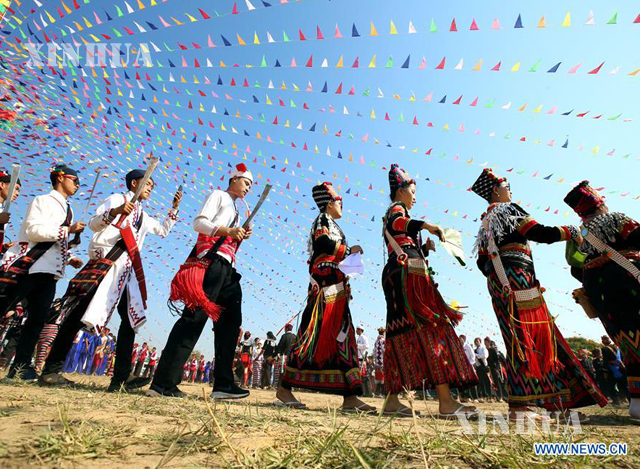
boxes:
[306,55,313,67]
[634,13,640,23]
[491,61,501,71]
[588,62,604,74]
[335,83,343,94]
[199,8,211,19]
[351,57,359,68]
[299,29,306,41]
[230,78,236,86]
[273,116,278,124]
[232,2,238,14]
[413,116,419,125]
[470,97,478,106]
[453,96,462,105]
[470,18,479,30]
[450,19,458,31]
[316,26,324,39]
[435,57,446,69]
[178,43,188,50]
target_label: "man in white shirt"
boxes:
[0,168,21,255]
[356,325,369,361]
[1,165,85,381]
[40,169,180,391]
[474,337,492,402]
[148,164,253,399]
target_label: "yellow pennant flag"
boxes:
[336,55,344,68]
[511,61,521,72]
[390,20,398,35]
[368,55,376,68]
[370,22,378,36]
[253,32,260,44]
[237,34,246,45]
[537,16,546,28]
[472,59,482,71]
[562,12,571,27]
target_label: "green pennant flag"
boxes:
[385,56,393,68]
[260,56,267,67]
[362,87,370,96]
[529,59,541,72]
[116,6,124,17]
[398,112,404,122]
[283,31,290,42]
[112,28,123,38]
[607,11,618,24]
[485,99,495,108]
[608,113,621,121]
[290,99,296,108]
[430,19,438,32]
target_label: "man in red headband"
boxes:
[148,163,253,399]
[1,164,85,381]
[565,181,640,423]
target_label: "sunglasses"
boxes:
[63,175,80,186]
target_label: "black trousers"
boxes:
[152,256,242,391]
[43,286,135,386]
[112,290,136,385]
[476,364,493,398]
[133,359,145,377]
[489,367,507,400]
[9,273,57,369]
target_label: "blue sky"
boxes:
[1,0,640,357]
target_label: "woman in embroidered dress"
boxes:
[472,169,607,423]
[382,164,478,418]
[564,181,640,423]
[277,183,375,412]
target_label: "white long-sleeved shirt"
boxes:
[193,190,240,264]
[357,333,369,360]
[88,191,178,259]
[474,345,488,367]
[1,190,73,279]
[463,343,476,366]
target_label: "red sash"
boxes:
[120,225,147,308]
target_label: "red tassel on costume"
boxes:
[405,266,463,326]
[313,289,347,367]
[169,259,223,321]
[516,302,559,380]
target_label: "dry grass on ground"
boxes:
[0,373,638,468]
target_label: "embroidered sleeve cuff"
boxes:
[517,217,539,235]
[57,226,69,242]
[559,226,576,241]
[334,243,347,260]
[102,210,116,225]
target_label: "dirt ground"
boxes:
[0,373,638,468]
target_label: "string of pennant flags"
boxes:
[4,0,640,48]
[1,0,632,346]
